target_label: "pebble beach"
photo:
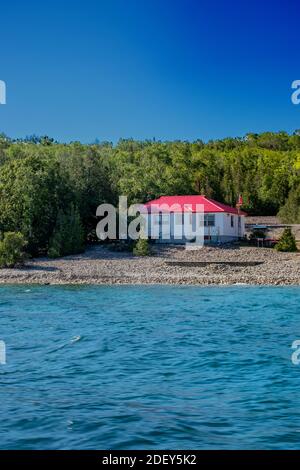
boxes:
[0,244,299,286]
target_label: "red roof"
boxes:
[145,195,247,215]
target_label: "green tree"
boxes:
[48,205,84,258]
[278,184,300,223]
[0,232,27,268]
[133,238,151,256]
[0,151,67,254]
[275,228,297,252]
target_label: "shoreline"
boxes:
[0,245,299,287]
[0,281,299,287]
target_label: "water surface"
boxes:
[0,285,299,449]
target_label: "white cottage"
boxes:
[144,195,246,244]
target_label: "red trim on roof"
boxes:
[145,195,247,215]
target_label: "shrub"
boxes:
[0,232,27,268]
[47,246,61,259]
[275,227,297,252]
[133,238,151,256]
[48,205,85,258]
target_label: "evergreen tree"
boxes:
[133,238,151,256]
[48,205,84,258]
[275,228,297,252]
[278,184,300,224]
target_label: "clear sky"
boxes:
[0,0,299,142]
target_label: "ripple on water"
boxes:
[0,285,299,449]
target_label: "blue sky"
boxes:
[0,0,299,142]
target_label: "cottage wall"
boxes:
[147,212,245,244]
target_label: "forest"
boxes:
[0,130,299,260]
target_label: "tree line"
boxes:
[0,130,299,258]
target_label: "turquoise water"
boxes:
[0,285,300,450]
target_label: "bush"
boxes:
[48,205,85,258]
[133,238,151,256]
[0,232,27,268]
[275,227,297,252]
[47,246,61,259]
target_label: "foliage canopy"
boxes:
[0,131,299,257]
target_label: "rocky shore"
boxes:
[0,244,299,286]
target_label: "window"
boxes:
[184,212,196,234]
[152,214,160,226]
[204,214,215,227]
[231,215,234,227]
[175,213,183,224]
[174,212,183,239]
[161,213,171,239]
[161,214,170,225]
